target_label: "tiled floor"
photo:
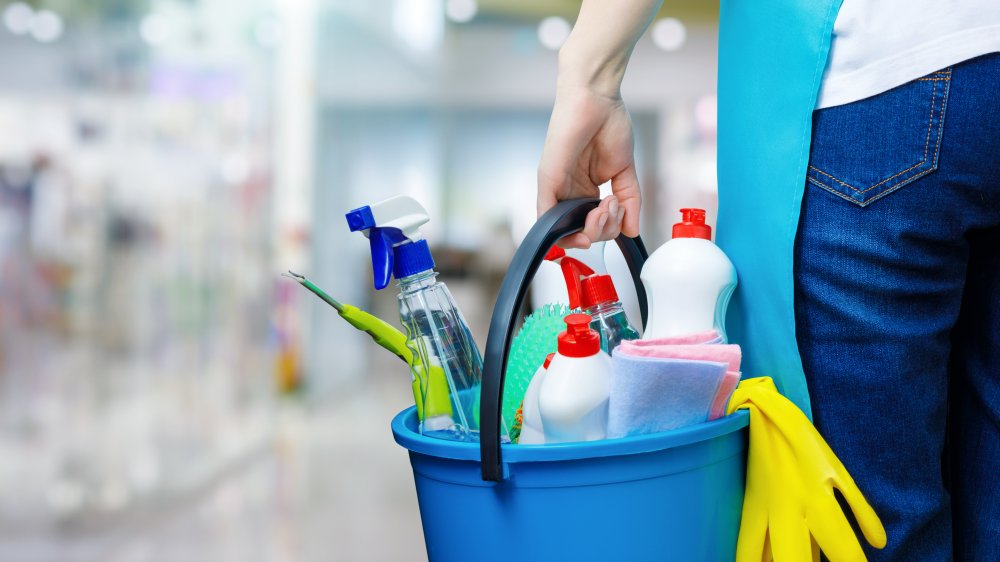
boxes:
[105,376,426,562]
[0,348,428,562]
[0,273,503,562]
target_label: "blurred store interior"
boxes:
[0,0,720,560]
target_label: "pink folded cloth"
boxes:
[617,332,742,420]
[710,371,742,420]
[628,330,721,346]
[617,341,741,372]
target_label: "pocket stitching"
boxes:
[806,165,937,208]
[807,175,871,206]
[857,69,955,207]
[807,68,951,204]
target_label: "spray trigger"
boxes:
[545,245,595,310]
[370,229,399,290]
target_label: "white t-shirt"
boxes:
[816,0,1000,109]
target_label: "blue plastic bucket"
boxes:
[391,200,749,562]
[393,407,748,562]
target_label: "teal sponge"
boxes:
[503,303,569,436]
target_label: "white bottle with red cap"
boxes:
[516,353,554,445]
[640,208,738,342]
[538,314,612,444]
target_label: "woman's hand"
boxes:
[535,0,660,248]
[537,83,641,249]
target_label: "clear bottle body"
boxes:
[584,301,641,353]
[397,270,507,442]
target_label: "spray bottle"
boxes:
[546,246,640,353]
[347,195,504,442]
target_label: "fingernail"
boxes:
[598,212,608,231]
[608,198,619,218]
[616,206,625,223]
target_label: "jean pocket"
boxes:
[807,68,951,207]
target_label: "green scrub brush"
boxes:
[503,303,571,436]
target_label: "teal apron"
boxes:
[716,0,845,418]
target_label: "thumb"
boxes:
[611,164,641,237]
[832,469,887,549]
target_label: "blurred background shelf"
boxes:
[0,0,720,560]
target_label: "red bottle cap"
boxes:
[672,208,712,240]
[558,314,601,357]
[543,353,555,369]
[580,274,619,310]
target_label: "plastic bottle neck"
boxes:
[398,269,438,292]
[583,300,624,319]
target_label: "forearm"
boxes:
[558,0,663,97]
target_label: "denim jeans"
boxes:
[795,53,1000,561]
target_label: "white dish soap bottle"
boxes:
[516,353,554,445]
[539,314,612,444]
[640,208,737,342]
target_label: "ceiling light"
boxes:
[393,0,444,53]
[445,0,477,23]
[537,16,570,51]
[30,10,63,43]
[652,18,686,51]
[2,2,32,35]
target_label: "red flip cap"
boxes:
[558,313,601,357]
[672,208,712,240]
[580,274,619,310]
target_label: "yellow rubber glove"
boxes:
[727,377,887,562]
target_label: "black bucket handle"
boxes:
[479,198,649,482]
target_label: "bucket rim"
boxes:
[391,407,749,463]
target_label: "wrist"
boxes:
[557,35,628,98]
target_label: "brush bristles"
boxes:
[502,303,571,430]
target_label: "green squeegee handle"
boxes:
[479,198,649,482]
[337,304,414,365]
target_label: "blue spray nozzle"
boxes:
[346,206,376,232]
[346,196,433,290]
